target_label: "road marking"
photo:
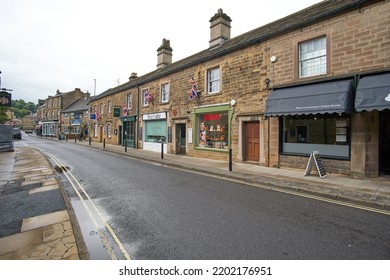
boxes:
[167,165,390,216]
[44,152,131,260]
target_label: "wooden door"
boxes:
[244,122,259,162]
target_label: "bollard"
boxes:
[103,138,106,148]
[229,148,232,171]
[161,142,164,159]
[89,137,91,145]
[125,140,127,152]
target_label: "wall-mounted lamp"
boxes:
[265,78,271,89]
[230,99,236,106]
[270,56,277,63]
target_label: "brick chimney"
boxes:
[157,38,173,69]
[209,8,231,48]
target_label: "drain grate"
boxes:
[54,165,70,173]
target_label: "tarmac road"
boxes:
[18,135,390,260]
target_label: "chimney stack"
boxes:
[157,38,173,69]
[129,72,138,81]
[209,8,231,48]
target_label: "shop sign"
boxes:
[0,91,11,107]
[114,107,120,117]
[143,112,166,120]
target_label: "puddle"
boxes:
[71,199,112,260]
[71,199,128,260]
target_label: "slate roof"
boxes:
[62,97,90,113]
[91,0,380,101]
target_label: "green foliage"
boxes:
[10,99,39,119]
[0,106,8,124]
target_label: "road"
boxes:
[16,134,390,260]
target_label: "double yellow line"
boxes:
[45,152,131,260]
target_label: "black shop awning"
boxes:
[265,79,354,117]
[355,72,390,112]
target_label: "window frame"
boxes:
[127,94,132,110]
[161,83,170,103]
[206,67,221,94]
[108,100,112,114]
[298,36,327,78]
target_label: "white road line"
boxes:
[45,152,131,260]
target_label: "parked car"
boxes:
[12,128,22,139]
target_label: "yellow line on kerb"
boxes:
[45,152,131,260]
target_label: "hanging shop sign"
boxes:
[0,91,11,107]
[304,151,327,178]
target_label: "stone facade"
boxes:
[89,0,390,178]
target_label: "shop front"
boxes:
[265,78,354,173]
[143,112,167,153]
[355,71,390,176]
[121,115,137,148]
[193,104,233,153]
[42,121,58,137]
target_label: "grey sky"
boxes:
[0,0,321,103]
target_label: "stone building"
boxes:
[61,96,90,140]
[22,113,37,131]
[89,0,390,178]
[42,88,87,137]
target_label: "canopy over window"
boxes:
[355,72,390,112]
[265,79,354,117]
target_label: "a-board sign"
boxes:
[304,151,327,178]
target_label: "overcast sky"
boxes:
[0,0,322,104]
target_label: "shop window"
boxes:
[207,67,220,94]
[282,115,350,158]
[144,120,167,143]
[197,112,228,150]
[161,83,169,103]
[299,36,326,78]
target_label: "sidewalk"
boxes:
[0,147,88,260]
[71,139,390,210]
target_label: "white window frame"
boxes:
[94,122,98,137]
[207,67,220,94]
[127,94,132,109]
[107,123,112,138]
[108,100,112,114]
[161,83,169,103]
[100,103,104,115]
[299,36,327,78]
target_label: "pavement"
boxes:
[1,136,390,260]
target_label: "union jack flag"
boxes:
[145,89,153,102]
[122,101,128,116]
[189,77,198,99]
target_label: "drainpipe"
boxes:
[136,85,140,149]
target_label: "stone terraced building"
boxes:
[89,0,390,178]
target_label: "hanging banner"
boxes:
[304,151,327,178]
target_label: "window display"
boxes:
[282,115,350,158]
[198,112,228,149]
